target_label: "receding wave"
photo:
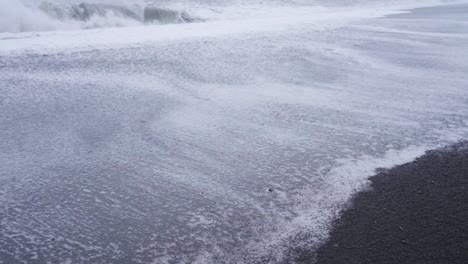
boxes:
[0,1,201,33]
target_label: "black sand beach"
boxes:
[315,142,468,264]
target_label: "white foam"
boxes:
[1,1,468,263]
[0,6,410,56]
[215,146,432,261]
[195,131,467,262]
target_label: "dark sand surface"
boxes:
[315,142,468,264]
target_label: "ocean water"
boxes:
[1,0,468,263]
[0,0,462,33]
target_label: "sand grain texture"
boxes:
[316,142,468,264]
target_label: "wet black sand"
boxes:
[314,142,468,264]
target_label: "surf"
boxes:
[0,0,200,33]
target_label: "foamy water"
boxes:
[0,0,202,33]
[1,0,468,263]
[0,0,462,33]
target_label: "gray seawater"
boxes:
[1,0,468,263]
[1,0,459,33]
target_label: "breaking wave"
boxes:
[0,0,200,33]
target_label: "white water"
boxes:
[0,0,200,33]
[0,0,462,33]
[1,0,468,263]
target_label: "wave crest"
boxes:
[0,0,200,33]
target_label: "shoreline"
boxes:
[314,141,468,264]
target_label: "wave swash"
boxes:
[1,0,467,263]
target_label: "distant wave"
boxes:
[0,1,200,33]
